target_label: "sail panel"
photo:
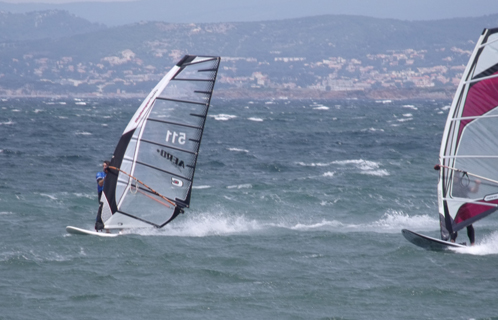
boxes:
[474,32,498,77]
[116,185,177,226]
[131,162,192,203]
[135,140,197,181]
[158,79,214,104]
[141,118,203,152]
[149,99,208,128]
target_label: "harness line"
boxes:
[108,165,177,207]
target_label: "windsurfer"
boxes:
[95,161,110,231]
[450,172,481,245]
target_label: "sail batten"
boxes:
[156,96,209,106]
[438,28,498,239]
[101,55,220,229]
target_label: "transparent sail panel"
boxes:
[158,79,214,104]
[474,33,498,77]
[136,140,197,181]
[141,120,203,154]
[149,99,208,128]
[117,183,177,226]
[131,162,192,202]
[174,59,219,81]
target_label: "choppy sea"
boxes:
[1,97,497,320]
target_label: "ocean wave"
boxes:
[450,232,498,255]
[228,148,249,153]
[127,212,262,237]
[193,185,211,189]
[397,118,413,122]
[227,184,252,189]
[322,171,335,177]
[369,210,438,232]
[209,114,237,121]
[75,131,92,136]
[402,105,418,110]
[248,117,264,122]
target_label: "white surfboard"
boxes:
[66,226,119,237]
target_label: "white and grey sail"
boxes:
[100,55,220,229]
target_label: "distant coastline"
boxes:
[0,87,455,101]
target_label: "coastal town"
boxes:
[1,45,470,99]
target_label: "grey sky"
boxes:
[0,0,497,26]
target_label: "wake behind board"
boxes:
[66,226,119,238]
[402,229,465,251]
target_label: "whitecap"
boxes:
[397,118,412,122]
[369,210,439,233]
[322,171,335,177]
[75,102,87,105]
[227,184,252,189]
[192,185,211,189]
[228,148,249,153]
[313,106,329,110]
[209,114,237,121]
[40,193,57,200]
[442,105,451,110]
[75,131,92,135]
[403,113,413,117]
[126,212,261,237]
[362,169,390,176]
[402,105,418,110]
[248,117,263,122]
[451,232,498,255]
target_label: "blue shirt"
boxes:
[96,171,106,193]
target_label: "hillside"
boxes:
[1,11,497,98]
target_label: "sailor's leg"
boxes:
[95,202,104,231]
[467,225,475,245]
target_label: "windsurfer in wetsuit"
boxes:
[450,172,481,246]
[95,161,110,231]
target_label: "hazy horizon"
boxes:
[0,0,497,26]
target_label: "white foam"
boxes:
[442,105,451,110]
[228,148,249,153]
[403,113,413,117]
[397,118,413,122]
[450,232,498,255]
[362,169,390,176]
[248,117,264,122]
[227,184,252,189]
[0,120,14,125]
[209,114,237,121]
[75,131,92,136]
[402,105,418,110]
[323,171,335,177]
[40,193,58,200]
[127,212,262,237]
[193,185,211,189]
[313,106,329,110]
[370,210,438,233]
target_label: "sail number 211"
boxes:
[166,130,186,145]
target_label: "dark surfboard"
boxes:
[402,229,465,251]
